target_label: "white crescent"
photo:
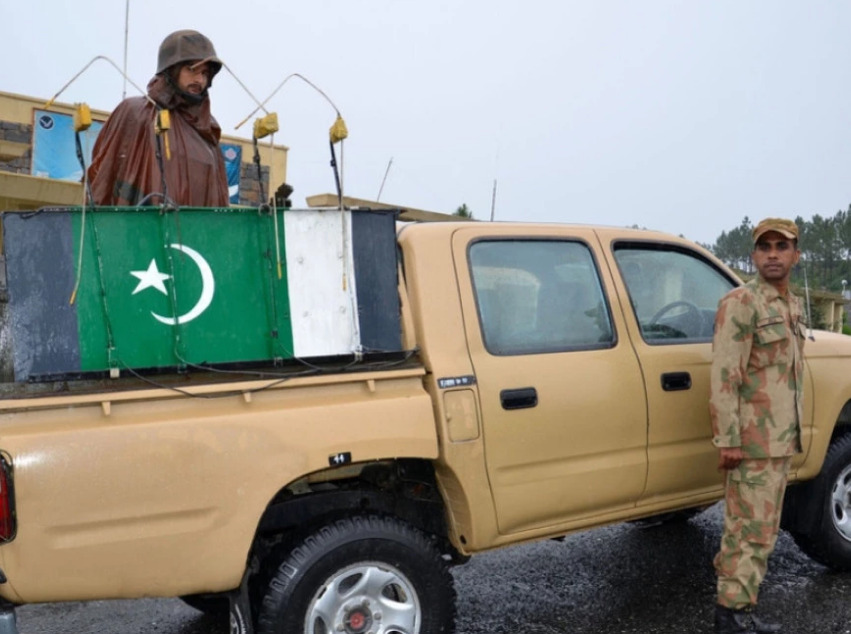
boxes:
[151,244,215,325]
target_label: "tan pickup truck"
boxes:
[0,217,849,634]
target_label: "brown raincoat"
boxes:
[87,75,229,207]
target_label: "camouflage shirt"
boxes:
[710,277,806,458]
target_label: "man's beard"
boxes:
[164,71,208,105]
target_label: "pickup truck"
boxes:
[0,213,849,634]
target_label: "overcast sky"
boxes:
[4,1,851,245]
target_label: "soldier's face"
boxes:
[176,62,210,94]
[752,231,800,284]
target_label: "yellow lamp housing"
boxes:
[73,103,92,132]
[329,115,348,144]
[155,109,171,133]
[155,109,172,159]
[253,113,279,140]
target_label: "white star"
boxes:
[130,259,171,296]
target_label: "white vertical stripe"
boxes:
[284,210,360,357]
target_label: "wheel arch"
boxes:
[782,403,851,537]
[833,400,851,435]
[244,458,462,585]
[256,458,451,540]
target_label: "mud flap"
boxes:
[0,603,16,634]
[781,480,821,535]
[228,581,254,634]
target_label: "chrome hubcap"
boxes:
[305,562,421,634]
[831,464,851,542]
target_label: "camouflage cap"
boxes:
[752,217,799,244]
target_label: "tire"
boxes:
[790,434,851,571]
[256,515,456,634]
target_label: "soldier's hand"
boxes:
[718,447,743,470]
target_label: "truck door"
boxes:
[603,237,738,505]
[453,229,648,535]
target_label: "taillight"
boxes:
[0,453,16,542]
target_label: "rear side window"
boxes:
[614,245,736,344]
[469,240,615,355]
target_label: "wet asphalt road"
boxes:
[15,504,851,633]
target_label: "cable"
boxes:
[86,210,120,374]
[268,132,283,279]
[44,55,154,111]
[252,136,266,205]
[69,128,94,305]
[235,73,341,131]
[220,63,271,122]
[117,362,296,399]
[115,347,419,400]
[153,109,172,207]
[136,192,178,208]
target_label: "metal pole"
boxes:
[329,140,343,209]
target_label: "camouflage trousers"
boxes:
[714,457,790,609]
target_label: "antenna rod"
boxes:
[122,0,130,99]
[803,263,815,341]
[489,178,497,221]
[376,157,393,202]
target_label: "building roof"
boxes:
[306,193,466,223]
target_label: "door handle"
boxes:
[661,372,692,392]
[500,387,538,410]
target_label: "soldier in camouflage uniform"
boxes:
[709,218,805,634]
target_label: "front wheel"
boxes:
[790,434,851,570]
[256,515,456,634]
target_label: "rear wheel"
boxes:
[790,434,851,570]
[256,515,456,634]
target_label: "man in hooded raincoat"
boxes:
[87,29,230,207]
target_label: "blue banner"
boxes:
[221,143,242,204]
[32,110,104,181]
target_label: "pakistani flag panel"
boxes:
[2,207,401,381]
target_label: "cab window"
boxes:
[614,244,736,344]
[469,240,615,355]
